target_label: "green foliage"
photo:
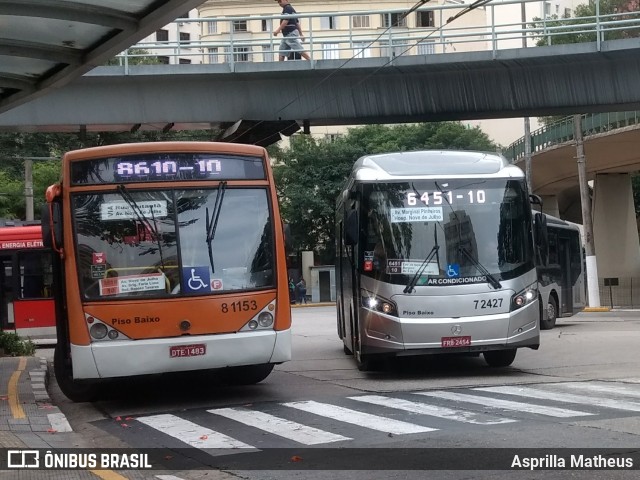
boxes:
[271,122,497,263]
[529,0,639,47]
[0,332,36,356]
[104,48,164,66]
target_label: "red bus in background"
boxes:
[0,221,56,345]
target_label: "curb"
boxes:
[582,307,612,312]
[291,302,335,308]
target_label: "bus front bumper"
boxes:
[359,301,539,355]
[70,329,292,379]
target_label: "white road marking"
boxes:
[417,391,593,417]
[283,400,435,434]
[554,381,640,399]
[137,413,253,449]
[208,407,350,445]
[350,395,514,425]
[477,385,640,412]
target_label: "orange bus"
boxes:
[42,142,291,401]
[0,222,56,344]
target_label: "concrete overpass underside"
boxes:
[517,126,640,307]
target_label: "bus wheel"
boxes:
[224,364,275,385]
[53,345,99,402]
[483,349,517,367]
[541,296,558,330]
[354,331,381,371]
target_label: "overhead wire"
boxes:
[249,0,496,146]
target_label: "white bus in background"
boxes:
[335,150,547,371]
[536,213,586,329]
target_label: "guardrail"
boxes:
[113,0,640,70]
[504,111,640,162]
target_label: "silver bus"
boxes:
[536,214,586,329]
[335,150,545,370]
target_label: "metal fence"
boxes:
[504,111,640,162]
[113,0,640,70]
[598,277,640,309]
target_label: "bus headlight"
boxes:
[511,284,538,311]
[258,312,274,327]
[240,301,277,331]
[361,290,397,317]
[90,323,108,339]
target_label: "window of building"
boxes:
[382,12,407,28]
[262,45,274,62]
[157,56,170,64]
[380,41,403,58]
[320,16,337,30]
[417,41,435,55]
[179,58,191,64]
[177,11,190,20]
[179,32,190,43]
[353,43,372,58]
[351,15,370,29]
[544,2,551,17]
[233,20,248,32]
[206,21,217,35]
[156,29,168,42]
[564,8,571,18]
[325,133,341,142]
[322,43,340,60]
[233,46,250,62]
[416,11,434,28]
[208,47,219,64]
[262,19,268,32]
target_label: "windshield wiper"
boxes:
[117,185,165,269]
[205,181,227,273]
[459,246,501,289]
[403,245,440,294]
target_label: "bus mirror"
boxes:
[534,212,548,264]
[41,201,63,251]
[530,194,543,213]
[345,210,359,246]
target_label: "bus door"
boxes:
[558,236,572,315]
[12,251,56,344]
[0,254,15,332]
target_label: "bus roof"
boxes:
[0,225,43,250]
[61,141,268,162]
[349,150,520,182]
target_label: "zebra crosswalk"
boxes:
[102,379,640,452]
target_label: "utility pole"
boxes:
[574,114,600,307]
[24,158,34,221]
[521,2,532,192]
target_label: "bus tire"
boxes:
[53,345,99,402]
[224,363,274,385]
[483,348,517,367]
[541,296,558,330]
[354,330,381,371]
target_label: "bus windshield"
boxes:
[73,187,274,299]
[361,178,534,286]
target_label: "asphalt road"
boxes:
[43,307,640,479]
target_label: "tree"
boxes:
[104,48,164,66]
[529,0,639,47]
[271,123,497,263]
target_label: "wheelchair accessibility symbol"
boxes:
[182,266,211,293]
[447,263,460,278]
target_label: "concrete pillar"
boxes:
[540,195,560,218]
[592,174,640,306]
[301,250,314,286]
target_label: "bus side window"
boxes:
[547,232,559,266]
